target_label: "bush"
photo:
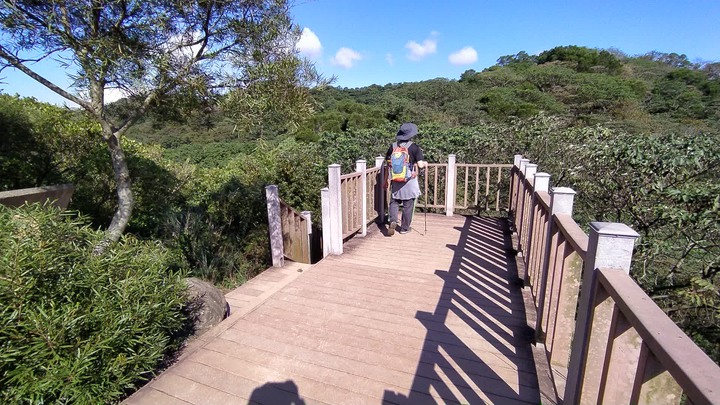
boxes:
[0,94,100,191]
[0,204,188,404]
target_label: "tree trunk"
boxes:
[93,131,134,255]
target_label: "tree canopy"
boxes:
[0,0,322,252]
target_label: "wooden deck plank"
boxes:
[124,214,540,405]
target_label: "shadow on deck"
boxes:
[124,214,540,405]
[382,215,539,404]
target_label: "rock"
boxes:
[183,277,230,337]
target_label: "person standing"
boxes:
[385,122,427,235]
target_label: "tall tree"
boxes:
[0,0,317,252]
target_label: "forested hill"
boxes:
[124,46,719,163]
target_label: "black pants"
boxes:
[389,198,415,232]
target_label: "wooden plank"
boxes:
[125,215,541,405]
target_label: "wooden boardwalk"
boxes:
[124,214,541,405]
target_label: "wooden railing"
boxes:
[278,200,311,264]
[422,158,511,212]
[0,184,75,209]
[454,163,511,211]
[265,185,313,267]
[338,161,382,238]
[421,163,447,209]
[510,154,720,405]
[320,155,513,256]
[266,152,720,403]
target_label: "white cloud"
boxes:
[331,47,362,69]
[296,27,323,58]
[386,53,395,66]
[449,46,478,65]
[104,88,126,103]
[405,34,438,61]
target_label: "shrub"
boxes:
[0,204,188,404]
[0,94,100,191]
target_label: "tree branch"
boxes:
[0,45,92,110]
[648,282,693,295]
[665,304,719,314]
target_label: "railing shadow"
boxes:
[382,216,540,404]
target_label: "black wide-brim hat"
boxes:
[396,122,418,141]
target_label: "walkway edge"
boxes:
[515,250,560,405]
[123,260,314,403]
[184,261,313,361]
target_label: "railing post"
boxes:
[514,158,531,250]
[327,164,343,255]
[265,185,284,268]
[321,187,331,257]
[356,159,367,237]
[535,186,574,340]
[519,159,530,175]
[519,163,538,257]
[564,222,639,405]
[510,154,523,216]
[524,172,550,285]
[534,172,550,194]
[446,154,456,216]
[301,210,312,263]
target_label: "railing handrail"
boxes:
[0,184,75,209]
[339,171,362,181]
[554,213,588,260]
[278,199,308,222]
[510,154,720,405]
[598,268,720,404]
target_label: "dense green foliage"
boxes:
[0,95,101,191]
[576,131,720,359]
[0,205,187,404]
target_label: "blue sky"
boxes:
[1,0,719,105]
[293,0,720,87]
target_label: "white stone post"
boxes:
[328,164,343,255]
[564,222,640,405]
[445,154,456,216]
[356,159,367,237]
[301,210,312,262]
[320,188,331,258]
[265,185,284,267]
[534,172,550,193]
[524,163,538,185]
[375,156,384,168]
[519,158,530,175]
